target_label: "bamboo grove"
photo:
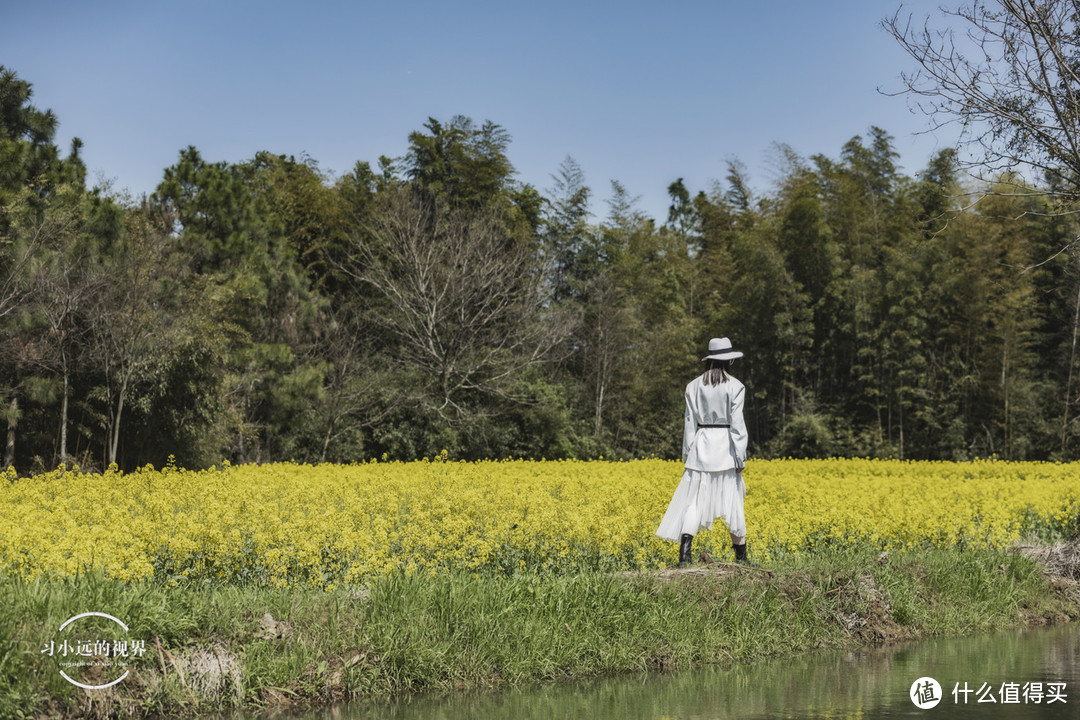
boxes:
[4,65,1080,472]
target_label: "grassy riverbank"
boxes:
[2,544,1076,719]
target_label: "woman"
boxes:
[656,337,750,567]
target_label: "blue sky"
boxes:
[3,0,953,222]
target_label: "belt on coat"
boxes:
[698,424,731,428]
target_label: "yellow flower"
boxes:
[1,458,1077,586]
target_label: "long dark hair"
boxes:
[703,359,733,386]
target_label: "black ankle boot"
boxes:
[679,534,694,567]
[733,542,748,564]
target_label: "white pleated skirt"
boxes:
[655,468,746,542]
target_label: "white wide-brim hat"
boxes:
[702,337,743,361]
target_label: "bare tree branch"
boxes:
[338,189,572,419]
[884,1,1080,195]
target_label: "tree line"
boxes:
[3,64,1080,473]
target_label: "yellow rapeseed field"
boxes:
[1,457,1077,588]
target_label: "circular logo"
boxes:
[46,612,138,690]
[910,676,943,709]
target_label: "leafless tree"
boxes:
[0,234,36,328]
[87,207,170,467]
[884,0,1080,196]
[1,188,84,470]
[0,188,72,323]
[339,189,571,419]
[28,244,102,466]
[306,305,398,462]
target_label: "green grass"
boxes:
[0,546,1074,719]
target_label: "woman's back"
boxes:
[683,372,747,472]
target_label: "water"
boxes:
[279,623,1080,719]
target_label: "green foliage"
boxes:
[5,63,1080,469]
[769,397,837,459]
[1,546,1072,717]
[0,66,85,208]
[405,116,516,209]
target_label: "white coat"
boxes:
[682,373,748,471]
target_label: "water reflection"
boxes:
[288,624,1079,719]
